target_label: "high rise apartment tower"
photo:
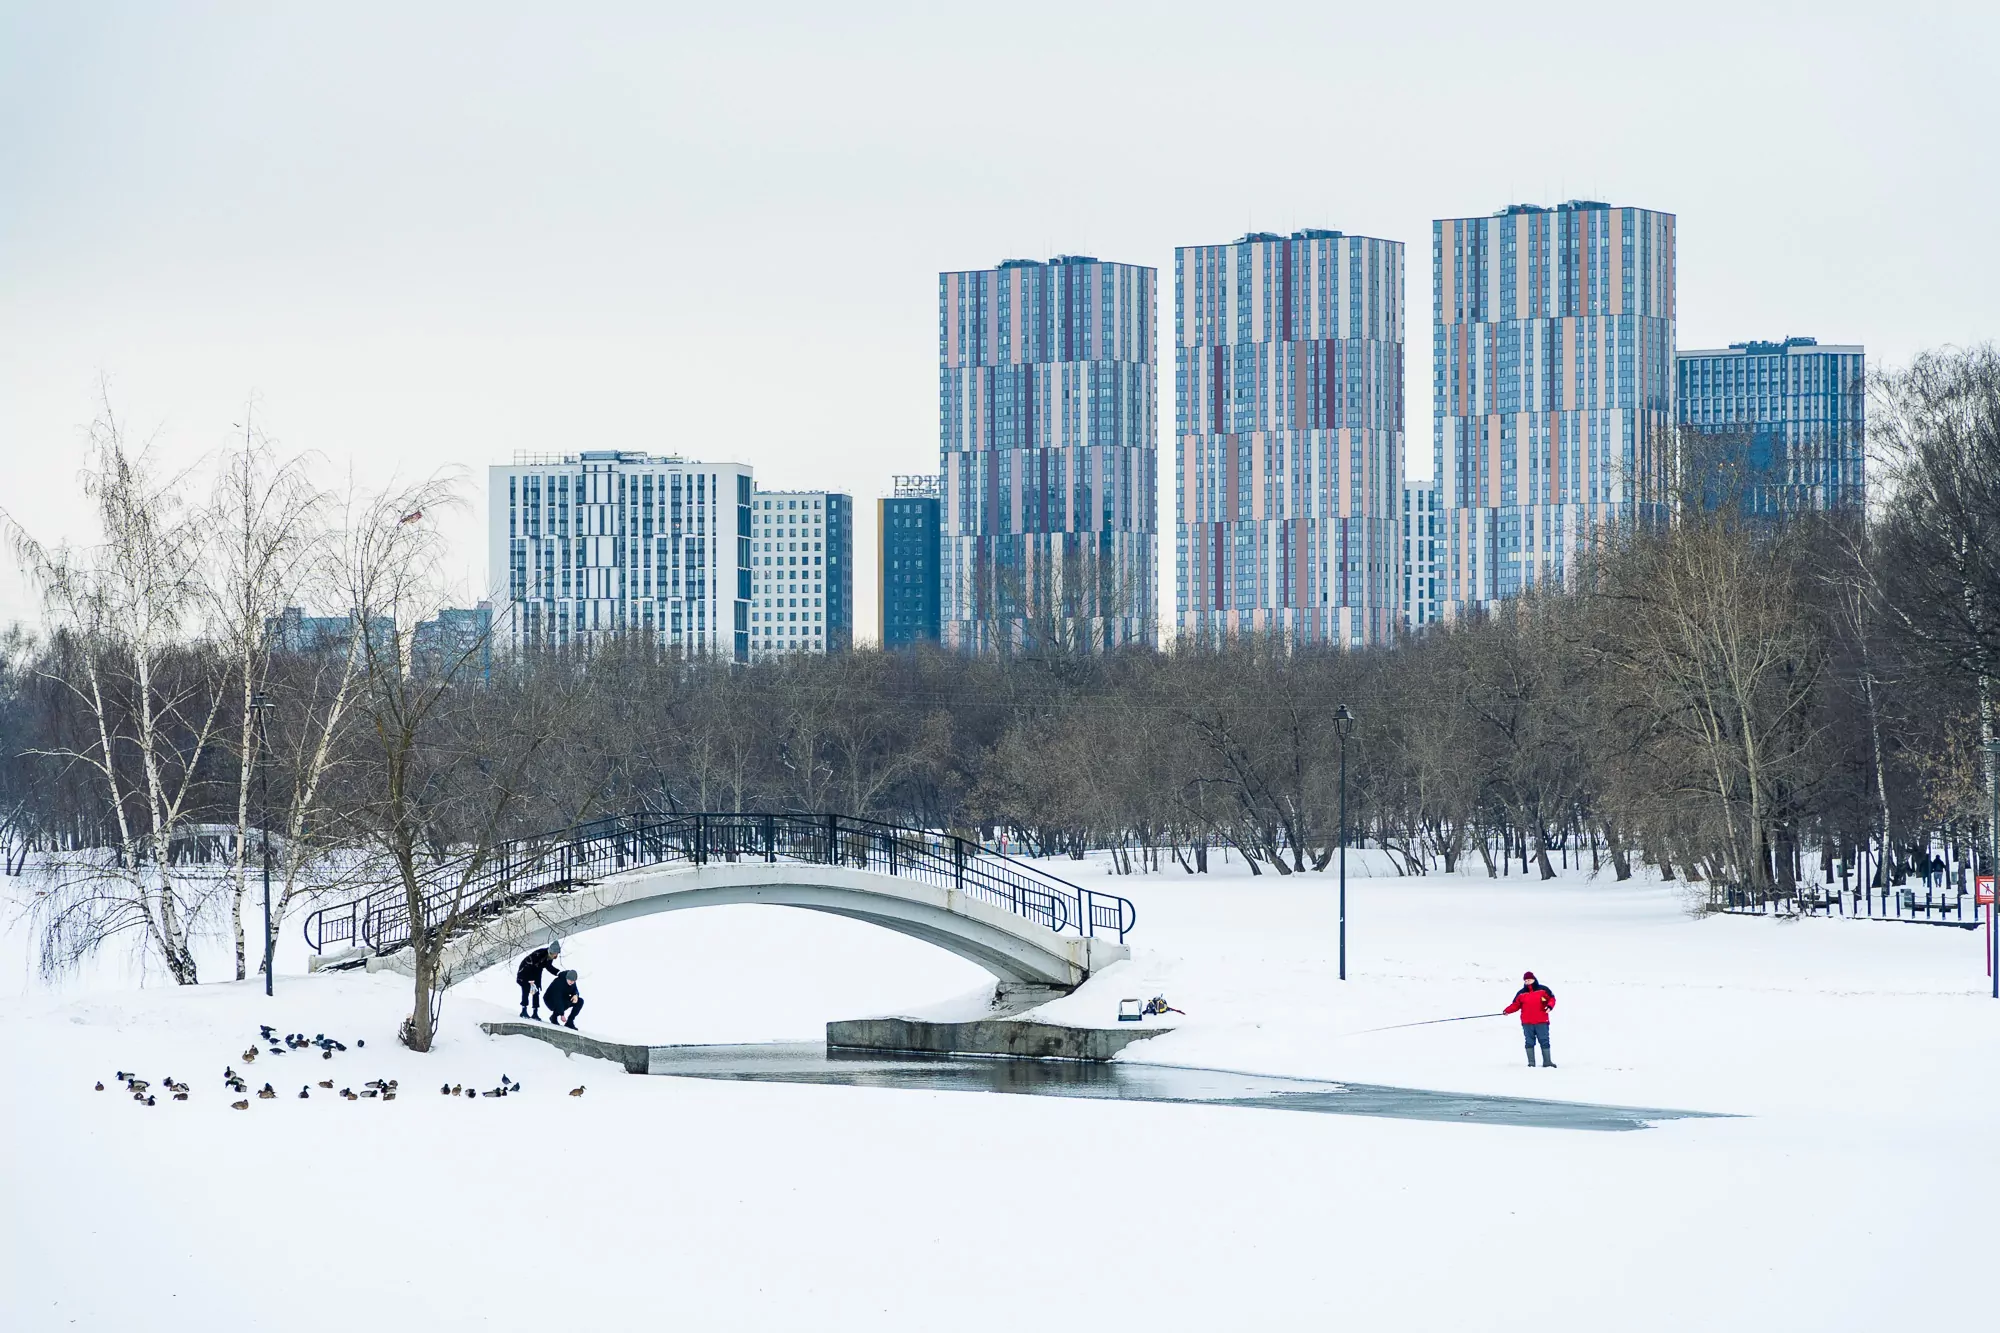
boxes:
[1175,230,1404,647]
[1434,202,1675,617]
[939,256,1157,654]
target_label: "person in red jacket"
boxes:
[1503,971,1557,1067]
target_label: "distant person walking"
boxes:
[516,941,563,1020]
[544,969,584,1029]
[1504,971,1557,1068]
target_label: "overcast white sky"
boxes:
[3,2,1995,637]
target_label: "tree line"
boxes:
[2,346,1998,1049]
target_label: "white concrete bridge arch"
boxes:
[412,860,1129,991]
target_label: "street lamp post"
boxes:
[251,691,275,998]
[1985,738,2000,1001]
[1335,703,1355,982]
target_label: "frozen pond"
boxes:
[646,1043,1727,1132]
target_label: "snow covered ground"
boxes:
[4,851,1996,1331]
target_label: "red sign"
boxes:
[1979,875,1995,907]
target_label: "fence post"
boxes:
[953,836,964,895]
[695,814,706,865]
[765,815,776,863]
[826,813,837,866]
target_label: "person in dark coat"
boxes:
[544,969,583,1029]
[1502,971,1557,1067]
[516,941,563,1019]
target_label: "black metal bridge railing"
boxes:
[302,812,1137,958]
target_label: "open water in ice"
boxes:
[644,1043,1725,1132]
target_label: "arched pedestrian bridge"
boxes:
[304,813,1135,992]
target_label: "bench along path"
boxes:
[304,813,1136,998]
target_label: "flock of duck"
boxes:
[97,1022,586,1107]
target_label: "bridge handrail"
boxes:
[301,811,1136,958]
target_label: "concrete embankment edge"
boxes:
[479,1020,650,1072]
[826,1016,1168,1061]
[482,1016,1172,1066]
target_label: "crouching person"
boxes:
[545,969,584,1029]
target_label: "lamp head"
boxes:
[1334,703,1354,738]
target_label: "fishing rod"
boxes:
[1345,1012,1504,1036]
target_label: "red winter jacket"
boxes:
[1504,982,1556,1025]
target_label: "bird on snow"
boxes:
[231,1100,249,1111]
[318,1080,334,1089]
[242,1049,258,1063]
[382,1090,396,1101]
[356,1040,365,1048]
[439,1083,451,1096]
[259,1024,274,1039]
[95,1081,104,1092]
[298,1087,310,1099]
[173,1092,188,1102]
[257,1085,276,1100]
[126,1079,149,1093]
[144,1095,156,1106]
[568,1087,585,1097]
[322,1050,332,1061]
[116,1070,131,1081]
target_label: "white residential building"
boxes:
[488,451,752,660]
[749,490,853,659]
[1402,478,1441,631]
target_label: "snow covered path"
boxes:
[3,857,1994,1330]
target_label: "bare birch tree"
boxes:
[205,412,328,979]
[3,405,225,981]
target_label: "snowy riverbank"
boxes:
[4,856,1995,1330]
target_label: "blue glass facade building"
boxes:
[1676,338,1866,515]
[879,475,941,649]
